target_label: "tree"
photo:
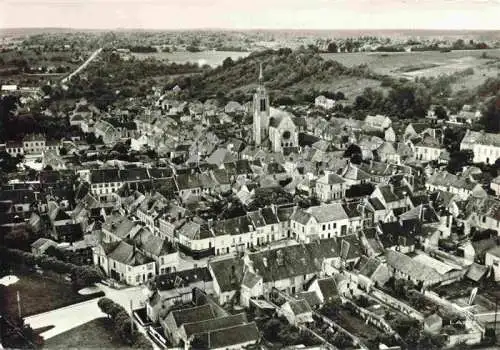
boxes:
[222,56,234,68]
[434,105,448,119]
[481,96,500,133]
[59,147,68,156]
[447,149,474,174]
[41,85,52,96]
[327,42,338,53]
[98,297,116,317]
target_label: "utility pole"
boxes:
[17,291,21,319]
[129,299,134,333]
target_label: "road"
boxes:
[24,283,159,349]
[61,47,102,84]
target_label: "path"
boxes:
[24,298,104,339]
[24,283,159,349]
[61,48,102,84]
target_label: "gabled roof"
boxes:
[317,172,345,185]
[316,277,339,303]
[209,257,244,293]
[193,322,259,349]
[287,299,312,315]
[248,237,361,283]
[170,304,215,327]
[106,240,153,266]
[182,313,247,340]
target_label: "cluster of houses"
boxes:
[4,70,500,349]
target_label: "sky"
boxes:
[1,0,500,30]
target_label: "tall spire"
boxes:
[258,62,263,84]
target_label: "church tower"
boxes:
[253,63,270,146]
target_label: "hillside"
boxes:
[181,48,384,103]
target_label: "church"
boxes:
[253,64,299,153]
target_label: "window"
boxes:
[260,98,266,112]
[322,224,326,231]
[333,223,337,229]
[136,275,140,282]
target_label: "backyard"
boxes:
[43,317,135,349]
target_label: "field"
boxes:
[321,49,500,91]
[131,50,250,67]
[44,317,135,349]
[0,272,101,319]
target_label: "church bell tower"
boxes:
[253,63,270,146]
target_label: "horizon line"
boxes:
[2,26,500,32]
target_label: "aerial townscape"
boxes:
[3,2,500,350]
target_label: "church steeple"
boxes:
[253,62,270,146]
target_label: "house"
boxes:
[461,130,500,165]
[23,134,46,154]
[413,136,445,162]
[179,313,248,345]
[364,115,391,131]
[384,127,396,142]
[490,175,500,196]
[161,304,215,345]
[385,250,466,288]
[145,268,213,322]
[31,237,57,255]
[209,257,244,305]
[357,256,390,292]
[132,228,179,275]
[426,171,486,201]
[280,299,313,325]
[485,246,500,281]
[5,141,24,157]
[240,237,362,306]
[94,120,120,145]
[188,322,260,350]
[315,172,346,202]
[315,95,335,110]
[93,240,156,285]
[290,203,352,242]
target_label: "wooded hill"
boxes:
[176,48,384,104]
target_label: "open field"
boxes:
[44,317,135,349]
[131,50,250,67]
[321,49,500,91]
[0,272,102,319]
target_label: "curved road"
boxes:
[61,47,102,84]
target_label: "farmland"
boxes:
[321,49,500,92]
[131,50,250,67]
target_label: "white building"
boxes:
[461,130,500,165]
[315,95,335,110]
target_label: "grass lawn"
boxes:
[44,317,134,349]
[0,272,102,319]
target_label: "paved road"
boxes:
[61,47,102,84]
[24,283,159,349]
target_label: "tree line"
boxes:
[97,298,152,349]
[0,246,103,289]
